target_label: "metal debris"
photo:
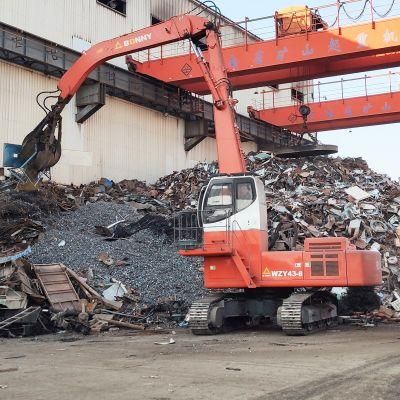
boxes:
[0,287,28,309]
[33,264,81,313]
[1,154,400,334]
[154,338,175,345]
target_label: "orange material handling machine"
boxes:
[14,7,381,335]
[177,177,381,334]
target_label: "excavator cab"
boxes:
[201,176,260,223]
[175,175,268,251]
[198,175,269,251]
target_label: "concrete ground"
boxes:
[1,325,400,400]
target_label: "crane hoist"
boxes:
[14,13,382,335]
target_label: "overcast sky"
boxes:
[215,0,399,180]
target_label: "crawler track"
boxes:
[280,291,338,335]
[188,295,224,335]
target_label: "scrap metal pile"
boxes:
[247,154,400,317]
[0,189,199,337]
[248,153,400,323]
[1,153,400,336]
[0,253,183,337]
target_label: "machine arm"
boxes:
[190,31,246,174]
[18,14,245,184]
[58,15,211,101]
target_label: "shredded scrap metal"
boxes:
[1,153,400,331]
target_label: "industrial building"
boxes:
[0,0,309,184]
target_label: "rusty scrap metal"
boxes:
[32,264,81,314]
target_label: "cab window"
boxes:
[236,182,255,212]
[204,183,232,223]
[206,184,232,206]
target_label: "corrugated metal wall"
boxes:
[0,61,255,184]
[0,0,301,115]
[0,0,150,68]
[0,0,259,184]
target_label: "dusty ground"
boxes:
[1,325,400,400]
